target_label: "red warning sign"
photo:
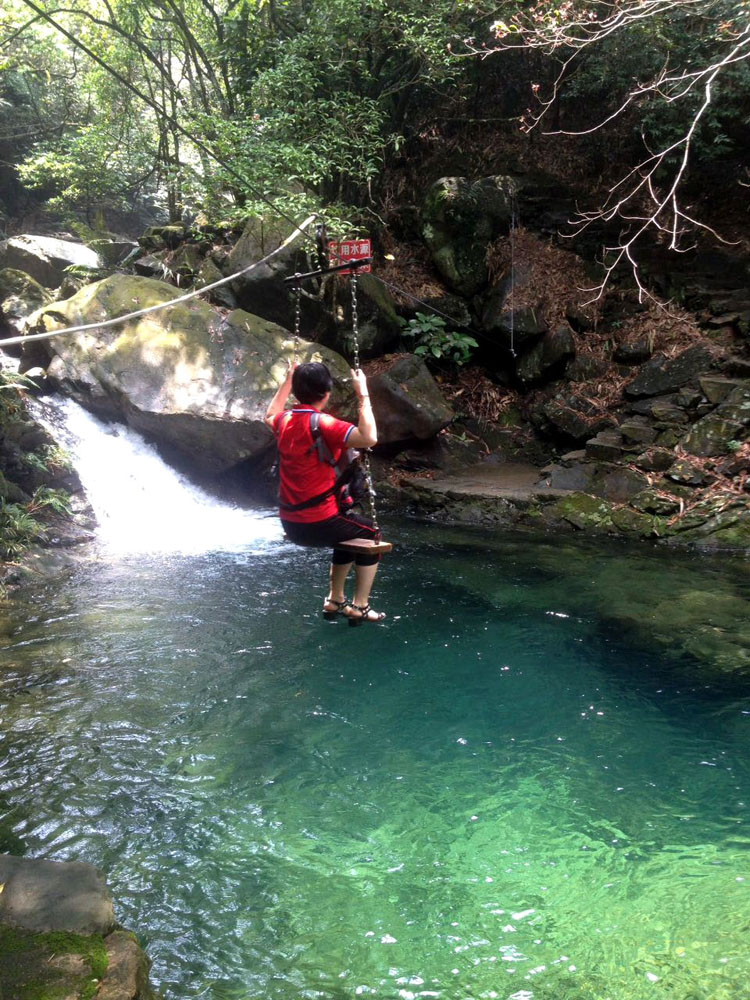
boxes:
[329,239,372,274]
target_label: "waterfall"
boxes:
[28,395,285,556]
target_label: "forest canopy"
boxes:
[1,0,748,265]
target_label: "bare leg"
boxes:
[324,561,353,610]
[350,563,385,621]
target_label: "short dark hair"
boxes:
[292,362,333,404]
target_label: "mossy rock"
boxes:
[548,492,616,532]
[0,925,108,1000]
[196,258,236,310]
[367,353,453,443]
[28,275,355,475]
[169,243,204,279]
[0,268,50,330]
[611,505,658,537]
[0,468,30,503]
[421,176,514,296]
[631,488,682,516]
[666,505,750,549]
[681,383,750,457]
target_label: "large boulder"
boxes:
[516,325,575,383]
[421,176,514,296]
[0,854,115,934]
[225,217,307,329]
[624,345,716,398]
[481,282,547,354]
[88,239,138,267]
[323,271,402,360]
[25,275,355,475]
[0,268,50,340]
[680,383,750,457]
[366,354,453,444]
[0,236,102,288]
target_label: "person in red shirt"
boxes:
[265,361,386,624]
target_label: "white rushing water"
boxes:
[29,395,285,555]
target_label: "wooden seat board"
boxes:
[336,538,393,555]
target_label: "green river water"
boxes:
[0,523,749,1000]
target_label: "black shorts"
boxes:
[281,512,381,566]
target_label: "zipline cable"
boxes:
[0,215,320,350]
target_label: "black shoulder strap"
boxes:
[279,412,358,513]
[308,411,337,468]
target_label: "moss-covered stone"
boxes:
[0,468,30,503]
[693,510,750,548]
[666,504,750,548]
[0,926,108,1000]
[548,492,616,531]
[421,176,513,296]
[27,275,355,475]
[634,447,676,472]
[195,257,236,310]
[611,505,658,537]
[0,268,49,331]
[625,345,715,398]
[631,488,682,516]
[169,243,204,279]
[681,384,750,457]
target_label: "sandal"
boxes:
[322,598,350,621]
[347,603,386,626]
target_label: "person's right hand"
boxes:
[351,368,369,399]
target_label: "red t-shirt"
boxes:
[273,408,355,522]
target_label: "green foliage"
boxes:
[62,263,109,282]
[401,312,478,365]
[0,369,34,423]
[18,120,159,215]
[29,486,73,517]
[0,499,45,559]
[559,4,750,168]
[0,925,108,1000]
[3,0,480,222]
[0,370,74,561]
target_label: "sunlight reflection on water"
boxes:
[0,461,749,1000]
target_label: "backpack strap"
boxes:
[309,411,352,479]
[279,412,358,513]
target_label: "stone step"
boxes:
[0,855,115,935]
[585,430,626,461]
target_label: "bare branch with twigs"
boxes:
[462,0,750,300]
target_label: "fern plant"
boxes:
[28,487,73,517]
[0,500,46,560]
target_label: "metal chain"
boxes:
[293,280,302,364]
[509,191,518,359]
[361,450,380,531]
[349,271,380,532]
[350,271,360,370]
